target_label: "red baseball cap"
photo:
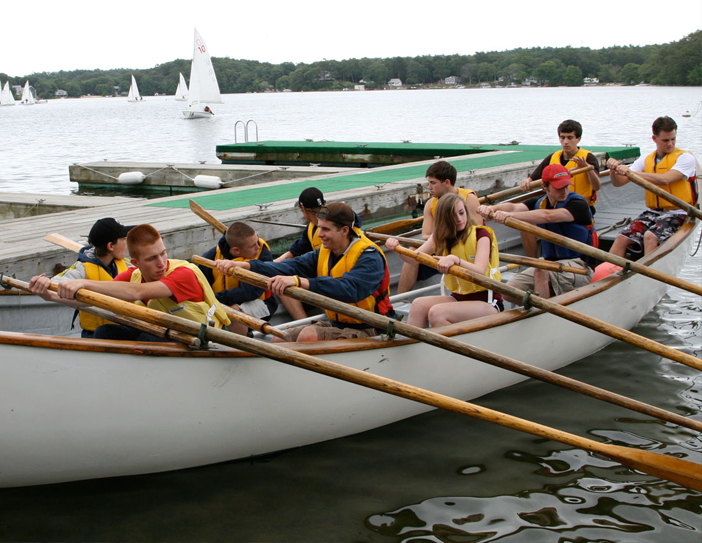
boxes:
[542,164,573,189]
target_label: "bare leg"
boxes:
[397,263,419,294]
[228,320,248,336]
[533,268,551,299]
[520,232,538,258]
[643,231,659,255]
[609,234,632,258]
[279,294,307,320]
[428,300,498,327]
[407,295,454,328]
[504,281,523,305]
[296,326,320,342]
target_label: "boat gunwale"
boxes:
[0,217,696,358]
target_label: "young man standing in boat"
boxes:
[38,218,135,338]
[396,160,482,293]
[215,202,395,342]
[478,164,595,302]
[198,221,278,335]
[30,224,230,341]
[606,116,698,257]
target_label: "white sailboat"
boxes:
[175,72,188,101]
[127,75,143,102]
[19,81,37,105]
[0,82,15,106]
[183,28,222,118]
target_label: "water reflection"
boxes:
[367,470,702,542]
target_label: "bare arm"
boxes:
[52,277,173,302]
[421,200,434,240]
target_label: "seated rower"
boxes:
[478,164,595,303]
[386,192,503,328]
[607,116,698,257]
[30,224,229,341]
[49,218,135,338]
[198,222,278,336]
[216,202,395,342]
[274,187,364,320]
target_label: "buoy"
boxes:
[117,172,145,184]
[591,262,623,282]
[193,175,222,189]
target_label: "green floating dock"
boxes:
[151,141,639,211]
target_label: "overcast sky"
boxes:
[2,0,701,77]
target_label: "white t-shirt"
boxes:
[630,151,697,179]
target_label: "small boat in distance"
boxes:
[127,75,143,102]
[19,81,37,105]
[0,81,15,106]
[175,72,188,101]
[183,28,222,119]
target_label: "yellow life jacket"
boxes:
[211,239,272,301]
[644,148,698,210]
[317,236,393,325]
[550,148,597,207]
[442,226,502,295]
[306,223,323,251]
[78,259,130,331]
[130,260,230,328]
[430,187,476,217]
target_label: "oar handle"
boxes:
[189,199,227,233]
[222,304,289,340]
[624,170,702,220]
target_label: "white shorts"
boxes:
[238,299,271,320]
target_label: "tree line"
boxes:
[1,31,699,98]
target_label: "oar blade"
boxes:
[189,199,227,233]
[603,444,702,492]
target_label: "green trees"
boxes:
[3,31,699,98]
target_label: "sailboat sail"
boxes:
[183,28,222,117]
[0,82,16,106]
[20,81,37,105]
[127,75,143,102]
[175,73,188,101]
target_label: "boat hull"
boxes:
[0,221,695,487]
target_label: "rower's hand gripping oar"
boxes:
[3,270,699,491]
[392,244,702,373]
[192,255,702,434]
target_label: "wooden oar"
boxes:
[366,231,588,275]
[624,170,702,221]
[223,305,289,340]
[44,233,83,252]
[491,213,702,297]
[43,231,286,341]
[189,199,227,233]
[192,256,702,433]
[3,276,202,347]
[3,271,698,490]
[393,244,702,373]
[365,167,597,235]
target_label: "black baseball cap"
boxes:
[88,218,134,247]
[298,187,325,209]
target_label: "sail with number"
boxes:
[127,75,143,102]
[175,73,188,101]
[0,82,15,106]
[183,28,222,118]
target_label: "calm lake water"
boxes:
[1,87,701,542]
